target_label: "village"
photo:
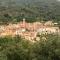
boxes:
[0,19,59,42]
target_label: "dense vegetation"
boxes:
[0,0,60,23]
[0,34,60,60]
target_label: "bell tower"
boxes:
[22,18,26,28]
[23,18,25,23]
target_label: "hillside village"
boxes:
[0,19,60,42]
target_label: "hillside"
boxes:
[0,0,60,23]
[0,0,60,60]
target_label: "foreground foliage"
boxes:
[0,34,60,60]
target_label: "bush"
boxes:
[0,35,60,60]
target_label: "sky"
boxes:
[57,0,60,1]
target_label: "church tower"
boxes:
[23,18,26,24]
[22,18,26,28]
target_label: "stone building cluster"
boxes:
[0,19,59,42]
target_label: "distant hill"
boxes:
[0,0,60,22]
